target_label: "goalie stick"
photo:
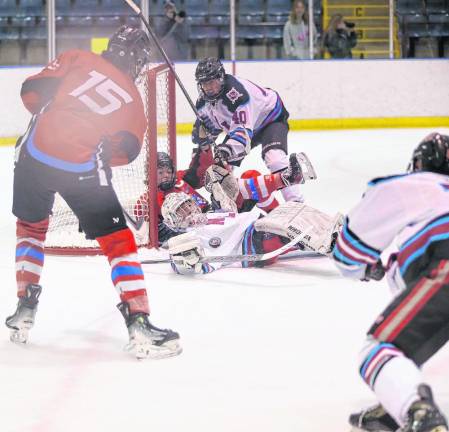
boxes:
[141,226,313,265]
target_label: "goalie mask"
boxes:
[103,25,151,81]
[157,152,176,191]
[161,192,207,230]
[195,57,225,101]
[408,133,449,175]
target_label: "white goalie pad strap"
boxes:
[254,202,343,255]
[205,165,239,212]
[168,231,202,255]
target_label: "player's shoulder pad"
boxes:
[220,74,249,113]
[367,173,409,188]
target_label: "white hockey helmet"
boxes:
[161,192,207,230]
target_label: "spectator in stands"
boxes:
[322,14,357,59]
[282,0,318,60]
[157,1,190,61]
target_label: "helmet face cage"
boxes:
[106,26,151,80]
[161,192,203,230]
[408,133,449,175]
[157,152,176,191]
[195,57,225,101]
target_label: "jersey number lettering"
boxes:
[232,111,247,125]
[70,71,133,115]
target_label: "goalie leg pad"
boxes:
[254,202,344,255]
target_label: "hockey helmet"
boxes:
[195,57,225,101]
[408,133,449,175]
[157,152,176,191]
[161,192,206,230]
[103,26,151,80]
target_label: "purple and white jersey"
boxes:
[196,75,284,160]
[332,172,449,288]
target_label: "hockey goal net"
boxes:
[44,64,177,255]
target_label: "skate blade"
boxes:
[297,152,317,181]
[125,340,183,360]
[9,329,30,344]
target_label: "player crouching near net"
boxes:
[160,156,344,275]
[6,26,181,360]
[332,133,449,432]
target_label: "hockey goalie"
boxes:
[161,157,344,275]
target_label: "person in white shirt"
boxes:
[332,133,449,432]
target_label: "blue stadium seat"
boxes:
[239,0,265,17]
[125,15,141,27]
[403,13,429,36]
[210,0,230,16]
[183,0,210,17]
[0,0,18,17]
[102,0,137,15]
[237,24,265,40]
[96,15,122,28]
[239,14,264,24]
[396,0,425,15]
[428,12,449,35]
[426,0,449,14]
[264,24,283,40]
[209,14,230,25]
[266,0,291,15]
[55,0,73,17]
[266,13,289,23]
[189,24,219,40]
[21,21,47,40]
[71,0,101,17]
[186,15,208,25]
[18,0,45,17]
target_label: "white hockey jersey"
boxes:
[172,207,261,274]
[196,74,284,162]
[332,172,449,290]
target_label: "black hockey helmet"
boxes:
[195,57,225,101]
[157,151,176,191]
[408,133,449,175]
[103,25,151,80]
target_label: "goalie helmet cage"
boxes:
[44,64,177,256]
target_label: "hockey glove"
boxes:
[158,221,179,246]
[362,260,385,282]
[168,231,204,275]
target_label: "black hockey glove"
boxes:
[158,221,179,246]
[192,118,218,148]
[362,260,385,282]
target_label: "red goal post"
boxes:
[44,63,177,255]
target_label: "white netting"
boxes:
[45,64,174,254]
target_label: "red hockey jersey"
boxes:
[21,49,146,167]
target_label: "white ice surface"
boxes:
[1,128,449,432]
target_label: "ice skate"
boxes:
[400,385,448,432]
[5,283,42,344]
[117,302,182,360]
[349,403,398,432]
[281,152,317,187]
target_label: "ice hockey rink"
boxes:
[1,128,449,432]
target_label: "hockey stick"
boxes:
[141,226,313,265]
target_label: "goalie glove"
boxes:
[204,164,239,212]
[168,231,205,275]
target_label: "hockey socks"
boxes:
[96,228,149,314]
[15,218,48,297]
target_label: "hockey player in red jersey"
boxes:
[332,133,449,432]
[7,26,181,360]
